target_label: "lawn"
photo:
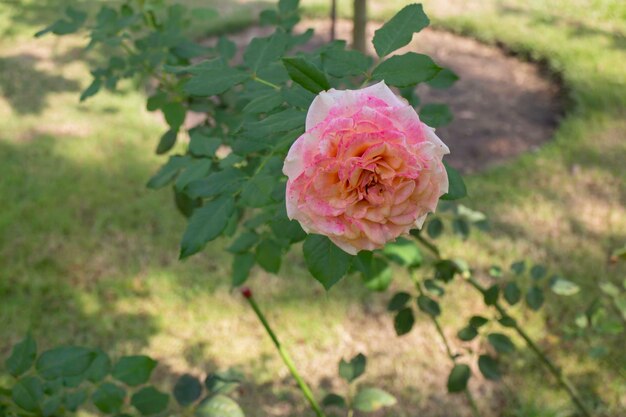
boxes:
[0,1,624,416]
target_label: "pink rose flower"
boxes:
[283,81,449,254]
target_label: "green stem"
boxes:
[253,75,281,90]
[415,279,482,417]
[466,278,593,417]
[245,293,326,417]
[414,233,593,417]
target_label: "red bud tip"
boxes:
[241,287,252,299]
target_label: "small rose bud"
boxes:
[241,287,252,299]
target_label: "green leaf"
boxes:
[321,48,372,77]
[35,6,87,37]
[217,36,236,61]
[282,57,331,93]
[440,162,467,200]
[478,355,501,380]
[434,259,460,283]
[282,84,315,109]
[457,326,478,341]
[447,364,471,393]
[205,369,243,395]
[232,253,255,286]
[244,32,288,72]
[240,175,276,207]
[112,355,157,387]
[186,169,245,199]
[526,286,544,310]
[383,238,422,268]
[417,295,441,317]
[498,316,516,327]
[6,334,37,377]
[64,389,87,411]
[372,53,440,87]
[388,292,411,311]
[427,217,444,239]
[353,252,393,291]
[420,104,453,127]
[42,394,62,417]
[255,239,282,273]
[452,217,470,239]
[243,90,284,114]
[184,68,250,96]
[85,349,111,383]
[156,129,178,155]
[353,388,396,412]
[469,316,489,328]
[488,265,503,278]
[228,232,259,254]
[394,307,415,336]
[12,376,43,412]
[424,278,445,296]
[147,156,190,189]
[338,353,366,383]
[175,159,213,192]
[322,393,346,408]
[303,235,352,290]
[92,382,126,414]
[162,102,186,129]
[503,282,521,305]
[80,79,102,102]
[483,285,500,306]
[131,386,169,416]
[530,264,547,280]
[36,347,96,381]
[372,4,429,57]
[550,276,580,296]
[174,374,202,406]
[195,394,244,417]
[427,68,459,89]
[510,260,526,275]
[189,132,221,157]
[487,333,515,354]
[180,196,236,259]
[244,108,305,138]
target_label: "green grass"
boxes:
[1,1,625,416]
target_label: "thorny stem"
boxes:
[414,277,482,417]
[413,233,593,417]
[243,289,326,417]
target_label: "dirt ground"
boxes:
[219,19,563,173]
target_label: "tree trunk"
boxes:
[352,0,367,53]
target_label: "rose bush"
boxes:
[284,81,449,254]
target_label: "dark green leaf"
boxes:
[457,326,478,341]
[447,364,471,393]
[440,162,467,200]
[353,388,396,412]
[372,53,440,87]
[244,108,305,138]
[526,286,544,311]
[243,90,284,114]
[36,347,96,381]
[42,394,62,417]
[388,292,411,311]
[180,196,235,259]
[478,355,501,380]
[353,252,393,291]
[162,102,186,129]
[255,239,282,273]
[228,232,259,254]
[189,132,221,157]
[338,353,367,383]
[195,394,244,417]
[434,259,459,283]
[186,169,245,199]
[147,156,190,189]
[531,264,547,280]
[303,235,352,290]
[427,68,459,89]
[282,84,315,109]
[112,356,157,387]
[424,279,445,296]
[92,382,125,414]
[146,91,168,111]
[503,282,521,305]
[12,376,43,412]
[85,349,111,383]
[420,103,453,127]
[383,238,422,268]
[394,307,415,336]
[487,333,515,354]
[498,316,516,327]
[322,48,372,77]
[232,253,255,286]
[322,393,346,408]
[245,33,288,72]
[510,260,526,275]
[63,389,87,412]
[80,79,102,102]
[6,334,37,377]
[205,369,242,395]
[469,316,489,328]
[282,57,331,93]
[174,374,202,406]
[131,386,169,416]
[175,159,213,192]
[184,69,249,96]
[217,36,236,61]
[417,295,441,317]
[156,129,178,155]
[427,217,444,239]
[373,4,430,57]
[240,175,276,207]
[452,217,470,239]
[483,285,499,306]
